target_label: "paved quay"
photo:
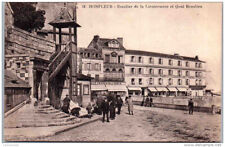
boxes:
[34,105,221,142]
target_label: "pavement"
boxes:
[4,114,102,142]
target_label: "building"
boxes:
[125,50,206,99]
[87,35,127,97]
[4,70,31,112]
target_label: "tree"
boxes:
[10,2,45,32]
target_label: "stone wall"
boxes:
[5,27,55,60]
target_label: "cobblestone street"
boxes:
[36,105,221,142]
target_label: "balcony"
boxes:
[104,62,124,68]
[104,72,124,82]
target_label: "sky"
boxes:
[38,2,222,92]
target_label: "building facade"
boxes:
[87,35,127,97]
[125,50,206,98]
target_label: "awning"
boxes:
[156,87,168,91]
[176,87,188,92]
[128,87,142,91]
[167,87,177,91]
[91,84,107,91]
[148,87,157,92]
[106,85,127,92]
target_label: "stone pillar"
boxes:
[32,69,37,99]
[41,71,49,100]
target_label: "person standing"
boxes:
[109,98,116,119]
[127,95,134,115]
[117,96,123,114]
[188,99,194,115]
[62,94,71,114]
[102,97,110,122]
[150,97,153,107]
[145,96,150,107]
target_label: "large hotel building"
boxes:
[78,36,206,99]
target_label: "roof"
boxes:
[49,7,81,28]
[5,70,31,88]
[37,29,74,35]
[77,73,93,81]
[88,36,125,50]
[125,50,205,63]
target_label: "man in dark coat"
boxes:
[117,96,123,115]
[150,97,153,107]
[145,97,150,107]
[62,95,70,114]
[188,99,194,115]
[102,97,110,122]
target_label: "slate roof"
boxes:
[125,50,205,63]
[5,70,31,88]
[49,7,81,28]
[88,36,125,50]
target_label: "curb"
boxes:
[4,99,29,118]
[54,116,102,135]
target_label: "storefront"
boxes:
[166,87,177,97]
[148,87,158,96]
[156,87,168,97]
[176,87,188,96]
[128,86,142,96]
[106,84,128,97]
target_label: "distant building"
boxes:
[87,35,127,97]
[125,50,206,98]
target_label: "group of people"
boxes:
[141,96,153,107]
[101,94,124,122]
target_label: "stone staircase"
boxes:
[4,102,81,128]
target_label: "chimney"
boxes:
[195,55,199,60]
[94,35,99,42]
[117,37,123,45]
[174,53,179,56]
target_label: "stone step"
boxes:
[38,105,51,109]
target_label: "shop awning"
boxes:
[128,87,142,91]
[148,87,157,92]
[156,87,168,91]
[106,85,127,92]
[91,84,107,91]
[176,87,188,92]
[167,87,177,91]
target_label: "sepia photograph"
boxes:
[2,2,222,143]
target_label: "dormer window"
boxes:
[108,40,119,48]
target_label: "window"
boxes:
[118,56,123,63]
[186,79,189,85]
[149,78,154,85]
[131,78,135,85]
[195,72,198,77]
[87,63,91,70]
[131,56,135,62]
[87,53,90,58]
[131,68,135,74]
[158,69,163,75]
[199,80,202,85]
[95,75,99,81]
[178,70,182,77]
[138,68,142,74]
[159,58,163,64]
[158,78,163,85]
[178,79,182,85]
[95,63,99,71]
[96,54,99,58]
[195,79,198,85]
[119,69,123,72]
[83,85,89,95]
[105,68,110,72]
[199,63,202,68]
[105,54,110,63]
[138,57,142,63]
[149,57,154,64]
[112,68,116,72]
[16,63,21,68]
[168,78,173,85]
[149,68,154,75]
[186,61,189,67]
[186,71,189,76]
[195,62,198,68]
[139,78,142,85]
[168,69,173,76]
[178,60,182,66]
[169,59,173,65]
